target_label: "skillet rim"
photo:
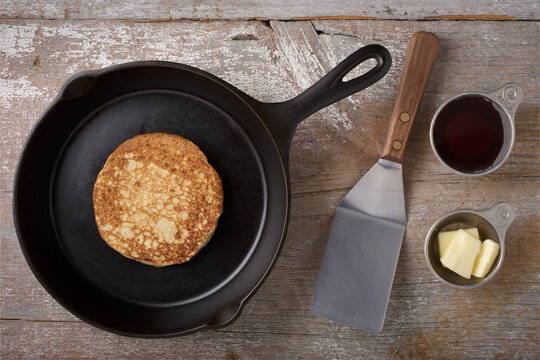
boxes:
[12,60,291,337]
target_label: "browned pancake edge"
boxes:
[92,133,223,266]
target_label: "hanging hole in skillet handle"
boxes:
[206,302,243,328]
[342,57,378,82]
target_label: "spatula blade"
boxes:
[311,159,406,333]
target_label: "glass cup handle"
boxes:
[486,83,523,120]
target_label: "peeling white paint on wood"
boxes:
[0,24,38,57]
[270,20,363,132]
[0,77,45,110]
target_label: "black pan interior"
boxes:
[52,90,266,305]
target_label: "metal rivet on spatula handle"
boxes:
[400,112,410,122]
[392,140,402,150]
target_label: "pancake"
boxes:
[92,133,223,266]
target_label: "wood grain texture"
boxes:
[0,0,539,20]
[381,31,439,163]
[1,18,539,359]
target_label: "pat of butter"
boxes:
[440,229,481,279]
[472,239,500,278]
[438,227,479,257]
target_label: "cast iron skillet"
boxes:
[13,44,391,337]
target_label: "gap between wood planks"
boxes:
[2,16,536,22]
[0,317,80,323]
[2,18,533,46]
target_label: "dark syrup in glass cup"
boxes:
[430,84,522,176]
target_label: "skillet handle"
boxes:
[287,44,391,121]
[260,44,391,162]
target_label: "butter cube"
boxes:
[440,229,481,279]
[438,227,480,257]
[472,239,500,278]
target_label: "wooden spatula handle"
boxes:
[381,32,439,163]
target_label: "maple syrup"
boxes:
[432,95,506,173]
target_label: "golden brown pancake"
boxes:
[92,133,223,266]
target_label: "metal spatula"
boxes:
[311,32,439,333]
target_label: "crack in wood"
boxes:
[231,33,259,40]
[260,19,272,30]
[314,28,363,39]
[215,329,363,339]
[1,317,81,323]
[291,186,352,196]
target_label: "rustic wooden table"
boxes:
[1,2,539,359]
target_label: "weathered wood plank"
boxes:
[0,0,538,20]
[1,19,539,359]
